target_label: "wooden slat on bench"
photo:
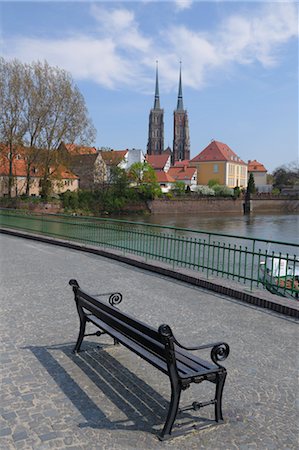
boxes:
[88,315,169,374]
[86,308,217,380]
[78,291,161,341]
[80,297,166,359]
[79,293,218,379]
[175,348,217,372]
[88,315,214,381]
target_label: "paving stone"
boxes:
[0,233,298,450]
[39,432,59,442]
[0,427,12,437]
[12,430,28,442]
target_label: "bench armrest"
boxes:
[173,336,230,366]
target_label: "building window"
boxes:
[213,164,219,173]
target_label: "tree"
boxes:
[26,61,96,198]
[128,162,161,199]
[247,173,256,195]
[0,58,27,197]
[128,162,153,184]
[272,162,299,191]
[109,166,130,197]
[22,61,57,195]
[0,58,96,198]
[171,181,186,196]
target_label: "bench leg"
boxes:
[159,382,181,440]
[215,371,226,422]
[73,317,86,353]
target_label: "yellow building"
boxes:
[190,140,248,188]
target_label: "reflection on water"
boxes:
[123,212,299,244]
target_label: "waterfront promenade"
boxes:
[0,233,298,449]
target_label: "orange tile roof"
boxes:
[0,147,78,179]
[190,140,246,164]
[101,150,128,165]
[146,154,170,170]
[155,171,175,183]
[0,156,28,177]
[168,166,196,181]
[0,143,31,160]
[50,166,79,180]
[64,143,97,155]
[174,159,190,167]
[248,159,267,172]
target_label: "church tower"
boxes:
[147,62,164,155]
[173,63,190,164]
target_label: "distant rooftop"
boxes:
[248,159,267,173]
[191,140,246,165]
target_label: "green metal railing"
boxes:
[1,208,298,298]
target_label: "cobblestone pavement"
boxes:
[0,234,298,450]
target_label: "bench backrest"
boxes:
[73,285,170,362]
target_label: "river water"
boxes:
[122,212,299,244]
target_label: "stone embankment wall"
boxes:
[149,197,298,214]
[251,198,298,212]
[149,198,242,214]
[0,200,62,214]
[1,196,297,215]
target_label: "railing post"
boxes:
[207,233,211,279]
[172,229,177,269]
[250,239,256,291]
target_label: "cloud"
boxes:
[174,0,193,11]
[4,35,134,89]
[2,2,298,92]
[162,2,298,89]
[90,4,151,52]
[218,3,298,67]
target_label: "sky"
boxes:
[1,1,298,173]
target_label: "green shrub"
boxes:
[208,178,220,188]
[165,192,173,199]
[233,186,241,198]
[171,181,186,196]
[193,185,215,196]
[213,185,234,197]
[271,187,280,196]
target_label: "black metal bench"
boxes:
[69,279,230,441]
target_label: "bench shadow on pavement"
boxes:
[26,342,216,438]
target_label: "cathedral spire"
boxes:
[173,61,190,164]
[176,61,184,111]
[147,61,164,155]
[154,61,160,109]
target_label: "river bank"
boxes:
[1,195,298,216]
[148,196,298,214]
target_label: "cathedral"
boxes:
[147,63,190,164]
